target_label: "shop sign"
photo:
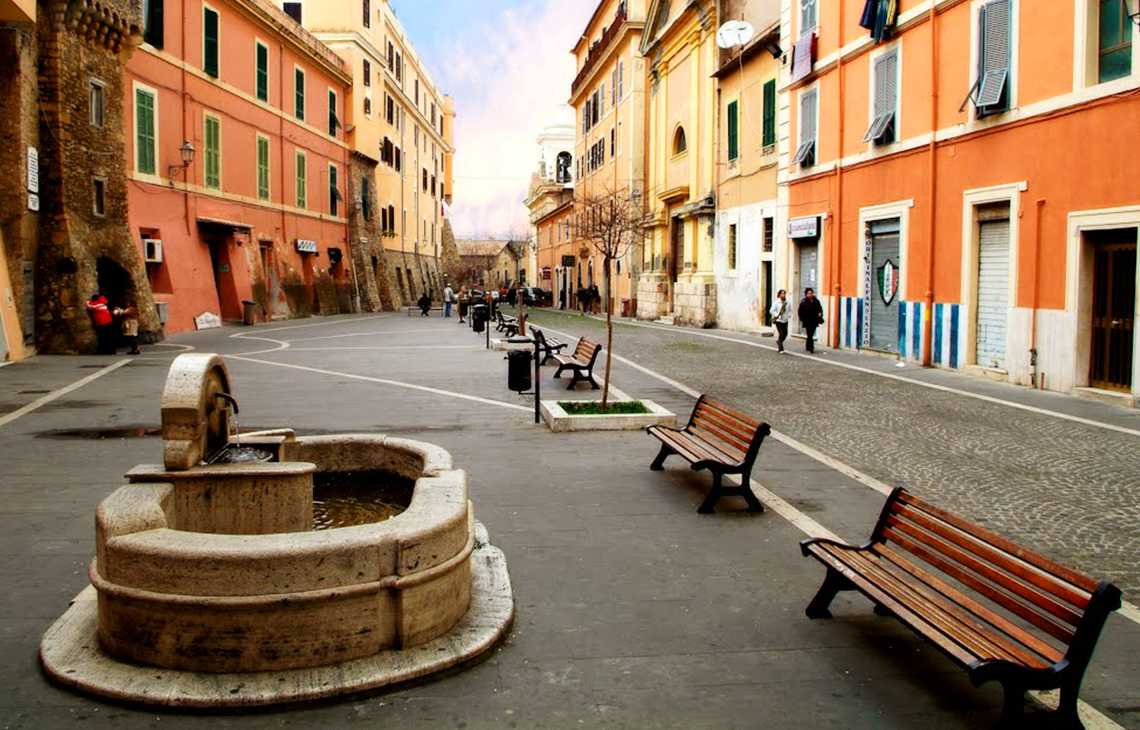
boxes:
[862,238,872,348]
[295,239,318,254]
[561,255,576,267]
[788,217,818,239]
[27,147,39,193]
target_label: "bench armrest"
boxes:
[799,536,875,557]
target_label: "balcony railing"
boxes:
[571,2,627,96]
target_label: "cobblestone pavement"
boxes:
[528,310,1140,598]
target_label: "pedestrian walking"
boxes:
[769,289,790,353]
[86,293,116,354]
[559,287,566,310]
[443,282,454,318]
[113,299,142,355]
[798,287,825,353]
[589,284,600,314]
[578,286,588,316]
[457,286,468,323]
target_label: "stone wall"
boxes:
[673,280,717,328]
[636,274,670,321]
[347,154,400,312]
[27,0,162,353]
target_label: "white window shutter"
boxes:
[977,0,1010,108]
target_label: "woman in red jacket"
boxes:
[86,293,116,354]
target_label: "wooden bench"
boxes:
[552,337,602,390]
[405,304,444,316]
[495,310,519,337]
[647,395,770,514]
[801,487,1121,727]
[529,327,568,365]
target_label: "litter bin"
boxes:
[473,304,488,333]
[241,301,258,326]
[507,349,532,392]
[621,298,630,318]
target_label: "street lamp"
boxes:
[168,140,196,180]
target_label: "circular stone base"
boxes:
[39,525,513,709]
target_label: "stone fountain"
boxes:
[40,354,513,707]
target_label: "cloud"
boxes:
[430,1,593,237]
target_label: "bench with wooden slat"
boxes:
[529,327,568,365]
[800,487,1121,727]
[646,394,771,514]
[552,337,602,390]
[495,310,519,336]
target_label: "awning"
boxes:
[197,216,253,231]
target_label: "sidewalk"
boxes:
[0,313,1137,729]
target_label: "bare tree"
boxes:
[570,184,652,409]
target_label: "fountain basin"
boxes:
[93,435,474,673]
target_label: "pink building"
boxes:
[125,0,353,332]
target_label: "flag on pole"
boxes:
[442,200,451,220]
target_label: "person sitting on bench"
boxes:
[418,291,432,316]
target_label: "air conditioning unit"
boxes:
[143,239,163,264]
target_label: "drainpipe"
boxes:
[921,3,939,367]
[831,0,846,349]
[1030,198,1045,387]
[181,0,191,236]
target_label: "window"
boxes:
[962,0,1012,117]
[763,217,774,252]
[203,5,219,77]
[394,146,401,172]
[364,94,371,116]
[89,81,104,128]
[295,151,306,208]
[415,79,419,104]
[612,68,618,106]
[1099,0,1133,82]
[92,178,105,216]
[762,79,776,147]
[391,205,397,232]
[328,89,339,136]
[143,0,163,48]
[431,174,436,197]
[610,127,615,157]
[204,114,221,189]
[363,59,371,86]
[728,224,737,269]
[363,0,370,28]
[431,101,437,127]
[387,41,394,70]
[329,163,340,216]
[294,67,305,120]
[727,100,739,161]
[256,41,269,102]
[361,176,370,220]
[256,135,270,201]
[617,121,622,155]
[135,86,156,175]
[863,51,897,145]
[673,126,687,155]
[283,1,301,23]
[600,82,606,117]
[423,168,428,191]
[381,205,388,231]
[800,0,817,35]
[396,52,402,82]
[582,104,588,134]
[618,59,625,98]
[792,89,817,167]
[386,94,394,124]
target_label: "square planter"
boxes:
[540,399,676,432]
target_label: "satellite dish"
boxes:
[716,20,754,50]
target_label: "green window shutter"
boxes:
[203,7,219,77]
[256,44,268,102]
[329,165,338,216]
[204,116,220,189]
[762,79,776,147]
[145,0,164,48]
[296,153,306,208]
[257,137,269,200]
[295,68,305,120]
[136,89,155,175]
[727,101,739,161]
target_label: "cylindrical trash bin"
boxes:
[241,301,258,326]
[507,350,532,392]
[473,304,487,333]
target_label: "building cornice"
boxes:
[230,0,351,83]
[569,22,645,104]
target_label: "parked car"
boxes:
[521,287,550,307]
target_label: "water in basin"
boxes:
[312,471,416,530]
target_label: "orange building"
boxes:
[782,0,1139,402]
[125,0,352,333]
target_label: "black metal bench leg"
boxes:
[553,365,564,379]
[697,472,724,514]
[1052,678,1085,730]
[739,472,764,513]
[587,373,600,390]
[650,443,674,471]
[998,683,1027,728]
[566,371,582,390]
[873,603,892,616]
[805,568,854,619]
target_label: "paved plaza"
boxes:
[1,311,1138,729]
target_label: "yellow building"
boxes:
[293,0,454,304]
[711,1,781,332]
[638,0,720,326]
[570,0,648,316]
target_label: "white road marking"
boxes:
[599,347,1140,638]
[283,328,439,344]
[571,314,1140,438]
[286,345,484,352]
[0,359,133,430]
[229,355,530,412]
[228,314,393,338]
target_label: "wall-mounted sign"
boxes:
[28,193,39,212]
[561,255,575,267]
[296,239,318,254]
[788,216,818,239]
[27,147,39,194]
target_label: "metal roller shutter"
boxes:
[976,216,1010,369]
[869,221,900,352]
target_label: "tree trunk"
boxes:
[602,257,613,410]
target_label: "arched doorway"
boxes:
[96,257,133,311]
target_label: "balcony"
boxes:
[571,2,627,97]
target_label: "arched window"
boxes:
[673,126,687,155]
[556,152,572,183]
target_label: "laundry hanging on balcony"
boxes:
[859,0,898,44]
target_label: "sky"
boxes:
[389,0,594,238]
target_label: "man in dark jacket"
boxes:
[797,288,824,353]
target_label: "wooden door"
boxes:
[1090,237,1136,391]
